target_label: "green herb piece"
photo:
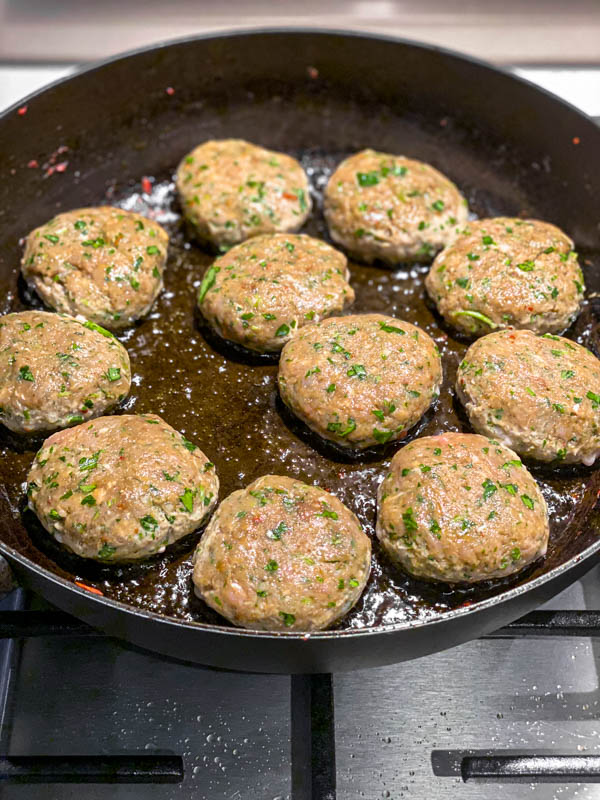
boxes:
[181,437,197,452]
[521,494,535,509]
[265,560,278,572]
[198,265,221,304]
[275,323,290,337]
[83,320,114,338]
[482,478,497,500]
[379,321,405,334]
[268,521,288,540]
[98,543,116,559]
[517,260,535,271]
[279,612,296,627]
[453,309,497,328]
[81,495,96,506]
[402,507,418,535]
[79,451,100,472]
[431,199,445,212]
[106,367,121,382]
[587,390,600,408]
[373,428,393,444]
[179,488,194,512]
[510,547,521,561]
[18,365,34,381]
[294,188,308,211]
[146,245,159,255]
[49,509,62,520]
[44,234,59,244]
[140,515,158,531]
[356,171,380,187]
[347,364,367,380]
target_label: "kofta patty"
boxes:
[176,139,311,249]
[278,313,442,449]
[192,475,371,631]
[425,217,584,336]
[376,432,549,584]
[21,207,168,330]
[457,329,600,465]
[0,311,131,435]
[198,233,354,353]
[27,414,219,562]
[324,149,468,265]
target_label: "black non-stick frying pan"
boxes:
[0,29,599,674]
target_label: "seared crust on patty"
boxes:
[376,432,549,584]
[324,149,468,265]
[176,139,311,249]
[193,474,371,631]
[425,217,584,337]
[278,313,442,449]
[198,233,354,353]
[27,413,219,562]
[457,329,600,464]
[0,310,131,434]
[21,207,168,330]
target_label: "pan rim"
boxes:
[1,26,600,642]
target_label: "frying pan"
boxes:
[0,29,599,674]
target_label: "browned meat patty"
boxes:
[21,207,168,330]
[425,217,584,336]
[27,414,219,562]
[324,149,468,265]
[278,313,442,449]
[456,329,600,465]
[192,474,371,631]
[176,139,311,249]
[376,432,549,584]
[0,311,131,435]
[198,233,354,353]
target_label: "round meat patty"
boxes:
[176,139,312,249]
[457,329,600,465]
[425,217,584,337]
[376,432,549,584]
[278,313,442,449]
[198,233,354,353]
[21,207,168,330]
[192,475,371,631]
[27,414,219,562]
[0,311,131,435]
[323,149,468,265]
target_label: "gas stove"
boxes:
[1,64,600,800]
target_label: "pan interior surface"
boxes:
[0,31,599,640]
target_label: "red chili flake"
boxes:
[17,106,27,116]
[439,117,448,127]
[572,136,580,145]
[307,66,319,79]
[165,86,175,96]
[460,600,473,608]
[54,161,68,173]
[141,176,153,194]
[282,192,297,200]
[75,581,104,596]
[527,306,534,312]
[27,159,38,168]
